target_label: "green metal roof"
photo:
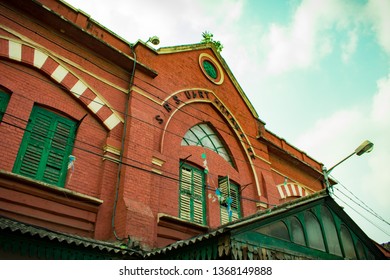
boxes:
[148,190,386,260]
[0,216,143,259]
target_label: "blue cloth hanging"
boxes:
[68,155,76,171]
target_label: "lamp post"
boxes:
[323,140,374,193]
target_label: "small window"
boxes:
[13,106,76,187]
[179,162,206,225]
[304,211,326,251]
[0,89,11,122]
[290,216,306,246]
[257,221,290,242]
[340,225,357,259]
[182,123,234,166]
[321,206,342,256]
[218,176,241,224]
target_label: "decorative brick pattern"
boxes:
[0,38,121,130]
[276,182,310,199]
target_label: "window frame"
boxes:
[181,123,234,167]
[0,89,11,122]
[179,162,206,225]
[340,224,358,259]
[219,176,241,224]
[13,106,76,187]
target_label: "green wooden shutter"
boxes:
[230,183,241,220]
[0,90,11,122]
[219,176,241,224]
[192,168,205,224]
[179,163,206,225]
[13,106,76,187]
[179,166,192,222]
[219,176,231,224]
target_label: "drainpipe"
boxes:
[112,43,137,241]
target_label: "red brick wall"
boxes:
[115,43,325,247]
[0,0,326,250]
[113,46,269,247]
[0,2,128,242]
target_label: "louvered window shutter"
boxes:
[192,168,205,224]
[179,163,206,225]
[219,176,241,224]
[0,90,10,122]
[219,176,230,224]
[13,106,76,187]
[179,166,192,222]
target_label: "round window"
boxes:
[199,53,224,85]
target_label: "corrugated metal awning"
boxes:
[0,216,143,259]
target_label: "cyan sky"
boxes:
[65,0,390,243]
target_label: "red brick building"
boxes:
[1,0,383,260]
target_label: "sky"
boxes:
[63,0,390,244]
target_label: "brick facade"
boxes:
[0,0,325,250]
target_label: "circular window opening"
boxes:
[199,53,224,85]
[203,60,218,79]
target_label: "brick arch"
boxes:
[160,91,261,196]
[0,38,122,130]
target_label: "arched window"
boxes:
[355,240,367,260]
[340,225,357,259]
[304,211,326,251]
[290,216,306,246]
[181,123,233,166]
[321,206,342,256]
[257,221,290,242]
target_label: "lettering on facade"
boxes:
[155,90,255,159]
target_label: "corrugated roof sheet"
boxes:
[0,216,143,258]
[148,229,225,257]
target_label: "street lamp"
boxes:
[145,36,160,46]
[323,140,374,193]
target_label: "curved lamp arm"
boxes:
[323,140,374,193]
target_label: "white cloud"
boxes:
[263,0,341,74]
[65,0,208,45]
[341,29,358,63]
[295,74,390,242]
[65,0,248,49]
[363,74,390,209]
[365,0,390,55]
[260,0,390,75]
[206,0,244,23]
[372,74,390,124]
[296,108,365,164]
[296,74,390,181]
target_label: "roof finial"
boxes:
[201,31,223,53]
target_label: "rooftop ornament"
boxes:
[201,31,223,53]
